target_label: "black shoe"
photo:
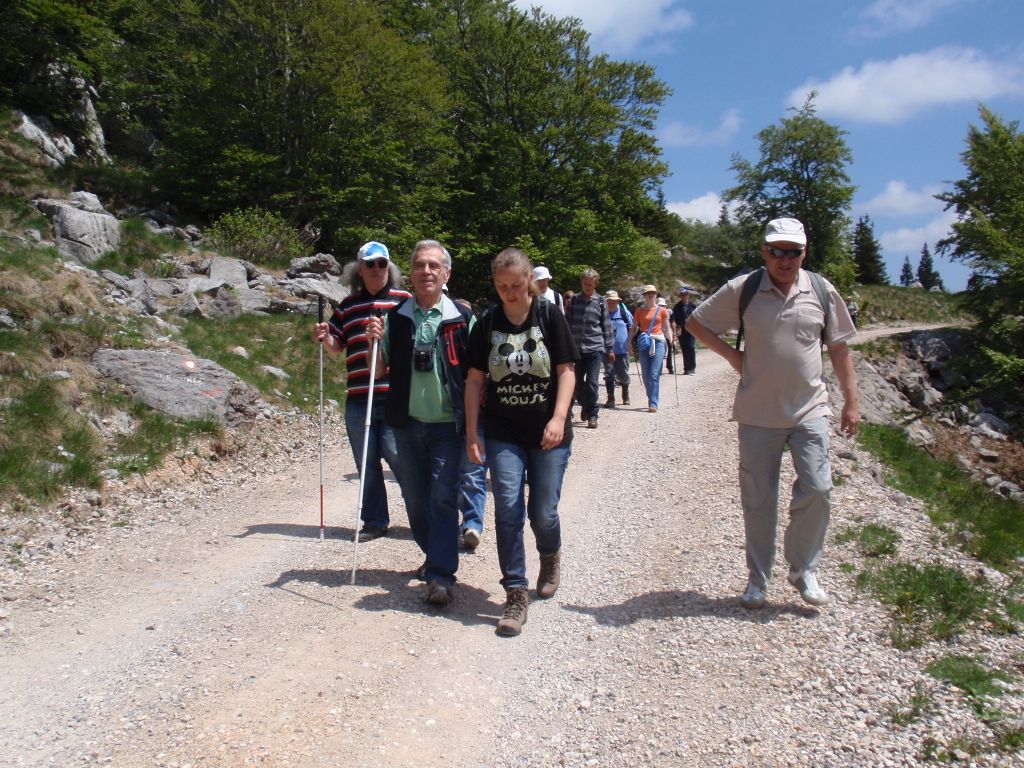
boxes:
[426,580,453,606]
[415,559,428,581]
[352,526,387,543]
[587,416,598,429]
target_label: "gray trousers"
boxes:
[737,417,832,590]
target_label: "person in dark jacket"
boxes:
[366,240,473,607]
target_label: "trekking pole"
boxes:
[317,295,326,543]
[673,344,680,407]
[351,311,381,584]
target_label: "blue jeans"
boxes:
[344,399,398,530]
[459,424,487,534]
[604,353,631,395]
[637,338,667,408]
[575,352,604,420]
[486,439,571,590]
[392,419,462,586]
[738,417,832,589]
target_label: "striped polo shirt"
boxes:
[328,286,411,402]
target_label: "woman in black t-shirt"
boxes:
[465,248,579,637]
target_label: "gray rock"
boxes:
[34,199,120,264]
[261,365,291,381]
[977,448,1000,462]
[286,253,342,278]
[230,346,249,359]
[236,287,272,315]
[0,309,16,329]
[69,191,106,213]
[185,276,228,296]
[15,111,76,167]
[970,411,1010,439]
[208,256,248,287]
[208,287,242,319]
[279,277,348,307]
[46,371,72,381]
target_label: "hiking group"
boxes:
[313,218,861,636]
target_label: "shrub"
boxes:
[207,207,308,267]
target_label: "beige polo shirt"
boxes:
[691,269,856,428]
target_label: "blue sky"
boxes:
[513,0,1024,291]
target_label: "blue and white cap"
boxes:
[358,241,390,262]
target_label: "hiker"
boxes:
[846,297,859,328]
[532,265,564,312]
[603,290,633,408]
[465,248,578,636]
[671,287,698,375]
[686,217,860,609]
[313,241,410,542]
[628,285,674,413]
[565,269,615,429]
[364,240,473,606]
[658,297,675,374]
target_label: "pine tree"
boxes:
[851,215,888,284]
[900,256,914,287]
[916,244,945,290]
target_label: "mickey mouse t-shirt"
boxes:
[467,298,578,449]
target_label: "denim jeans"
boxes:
[738,417,832,589]
[459,424,487,534]
[680,334,696,373]
[637,338,667,408]
[344,399,399,530]
[604,353,631,395]
[392,418,462,585]
[574,352,604,420]
[486,439,571,591]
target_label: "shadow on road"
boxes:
[563,589,822,625]
[265,567,502,627]
[233,523,415,541]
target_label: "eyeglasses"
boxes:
[363,258,389,269]
[767,247,804,260]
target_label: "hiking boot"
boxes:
[621,386,630,405]
[740,582,766,609]
[426,580,453,606]
[604,394,616,409]
[352,525,387,543]
[536,551,561,598]
[414,559,428,581]
[462,528,481,551]
[587,416,598,429]
[495,587,529,637]
[788,572,830,607]
[647,406,657,413]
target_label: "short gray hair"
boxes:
[412,239,452,269]
[581,268,599,282]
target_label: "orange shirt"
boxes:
[634,305,669,336]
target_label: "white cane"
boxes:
[351,318,381,584]
[318,296,326,542]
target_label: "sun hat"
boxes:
[605,290,621,301]
[764,218,807,246]
[657,297,667,307]
[641,284,658,294]
[358,241,390,261]
[678,286,690,295]
[532,266,552,281]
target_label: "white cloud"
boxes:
[660,108,741,147]
[512,0,693,52]
[666,192,725,223]
[857,0,962,36]
[788,46,1024,123]
[878,209,957,253]
[859,180,945,217]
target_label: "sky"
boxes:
[512,0,1024,292]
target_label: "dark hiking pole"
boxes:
[318,295,326,542]
[673,343,680,406]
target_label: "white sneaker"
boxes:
[462,528,481,550]
[788,572,830,606]
[740,582,766,609]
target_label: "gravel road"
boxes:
[1,340,1021,767]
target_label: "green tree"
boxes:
[851,215,888,284]
[916,244,944,290]
[900,255,915,286]
[724,94,856,274]
[937,106,1024,392]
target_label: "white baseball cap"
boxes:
[532,266,552,281]
[764,218,806,246]
[358,241,391,261]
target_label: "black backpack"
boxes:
[735,267,831,350]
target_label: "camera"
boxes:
[413,343,434,372]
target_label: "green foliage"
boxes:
[207,208,307,268]
[92,216,184,275]
[179,311,339,412]
[105,394,222,475]
[852,215,888,284]
[888,682,934,726]
[917,243,944,291]
[725,94,855,273]
[851,284,968,327]
[857,423,1024,568]
[856,562,993,648]
[926,655,1014,701]
[899,255,915,287]
[836,523,900,558]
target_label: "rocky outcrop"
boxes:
[34,196,120,264]
[14,112,76,167]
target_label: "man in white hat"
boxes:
[686,217,860,611]
[532,265,563,311]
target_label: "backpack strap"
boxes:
[735,266,831,350]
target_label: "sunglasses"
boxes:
[363,258,389,269]
[767,247,804,260]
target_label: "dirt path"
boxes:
[2,327,1019,767]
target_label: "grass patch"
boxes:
[858,423,1024,569]
[855,562,995,648]
[110,404,223,475]
[92,217,185,276]
[180,312,343,412]
[854,284,968,327]
[926,654,1015,700]
[888,682,934,725]
[836,523,900,557]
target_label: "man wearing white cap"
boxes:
[686,217,860,611]
[532,266,563,312]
